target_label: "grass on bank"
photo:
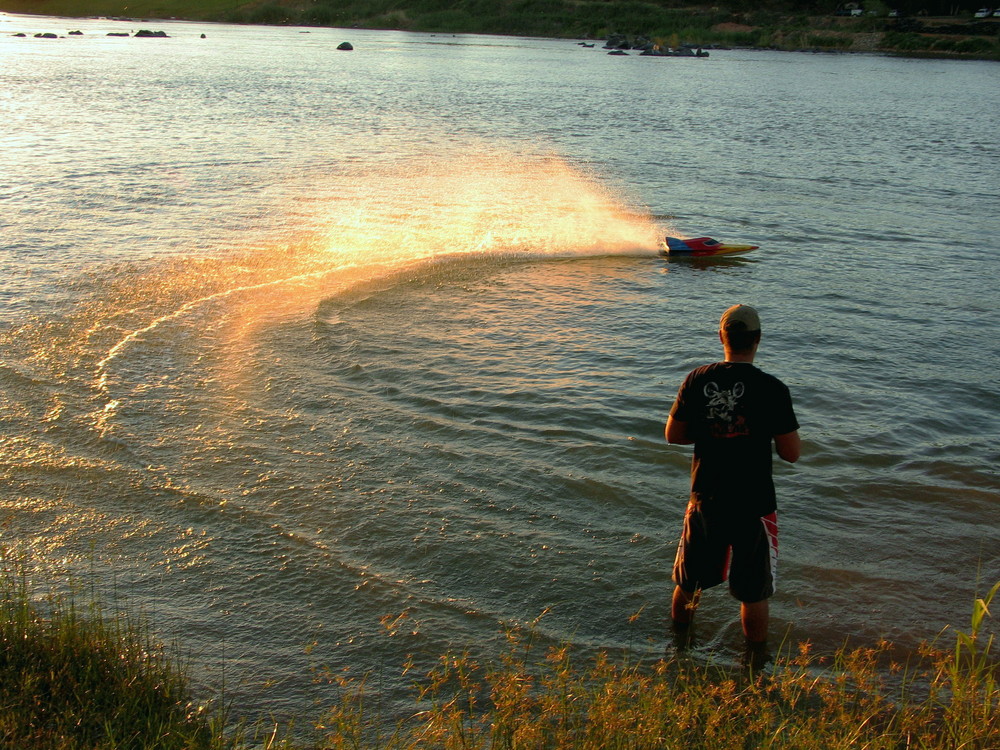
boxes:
[0,565,222,749]
[321,588,999,749]
[2,554,997,749]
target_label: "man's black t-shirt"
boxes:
[669,361,799,518]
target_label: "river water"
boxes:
[1,12,998,723]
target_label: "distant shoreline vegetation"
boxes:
[1,0,998,59]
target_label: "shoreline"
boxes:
[4,560,998,748]
[2,3,998,61]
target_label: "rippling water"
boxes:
[1,12,998,721]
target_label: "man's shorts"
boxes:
[672,501,778,603]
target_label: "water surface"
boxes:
[1,12,998,721]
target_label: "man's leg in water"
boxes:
[741,598,769,643]
[672,585,700,626]
[741,599,771,669]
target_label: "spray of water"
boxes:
[89,148,663,400]
[308,148,661,262]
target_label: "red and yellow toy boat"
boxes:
[659,236,759,257]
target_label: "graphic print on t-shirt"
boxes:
[704,380,750,438]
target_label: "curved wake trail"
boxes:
[94,263,356,394]
[92,146,662,403]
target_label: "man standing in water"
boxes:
[665,304,800,651]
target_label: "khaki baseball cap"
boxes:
[720,304,761,332]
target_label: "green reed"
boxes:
[0,554,223,750]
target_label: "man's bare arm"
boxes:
[666,416,693,445]
[774,430,801,463]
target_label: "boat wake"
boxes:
[85,147,664,406]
